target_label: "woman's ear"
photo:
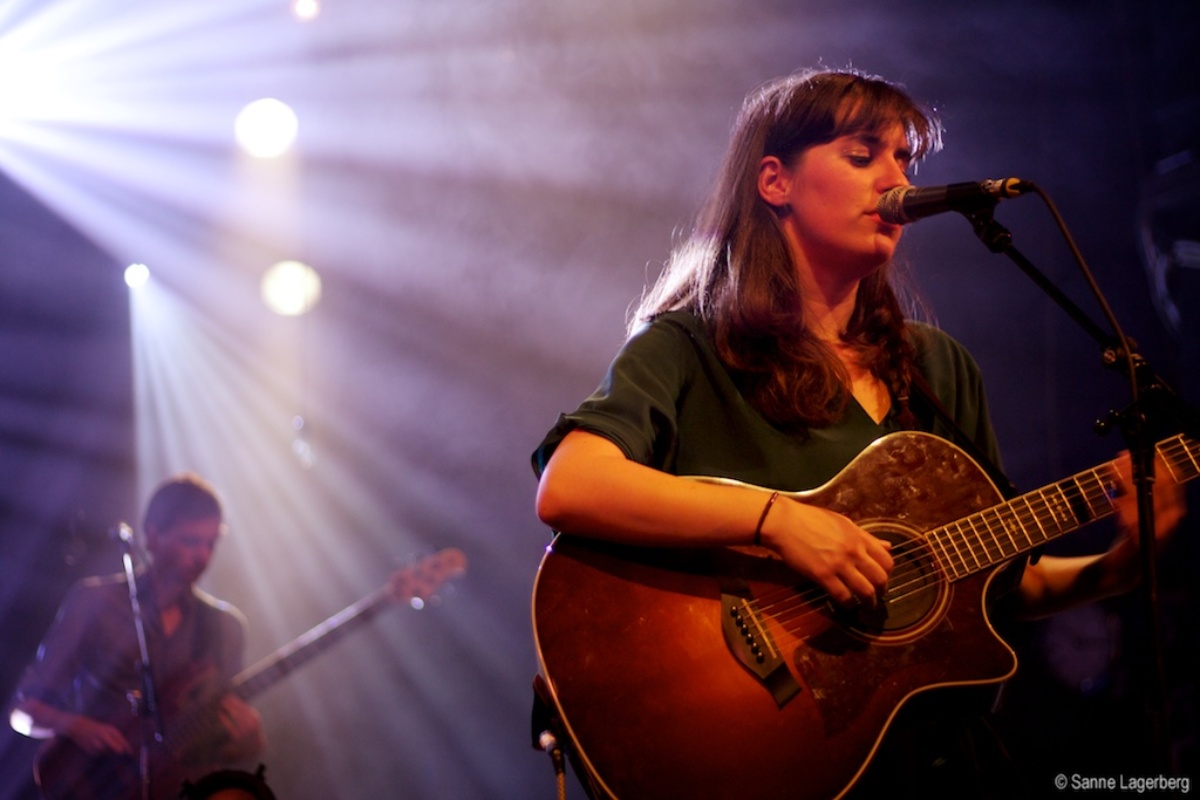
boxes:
[758,155,792,210]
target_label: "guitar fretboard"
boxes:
[233,585,393,700]
[928,434,1198,580]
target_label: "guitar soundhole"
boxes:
[850,529,941,635]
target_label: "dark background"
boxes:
[2,0,1198,797]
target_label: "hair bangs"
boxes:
[833,77,943,161]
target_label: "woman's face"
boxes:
[772,122,912,286]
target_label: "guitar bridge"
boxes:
[720,588,800,708]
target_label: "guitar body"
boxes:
[33,738,208,800]
[532,432,1022,800]
[33,738,139,800]
[33,663,225,800]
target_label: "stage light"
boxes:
[125,263,150,288]
[0,48,66,133]
[234,98,299,159]
[261,259,321,316]
[293,0,321,21]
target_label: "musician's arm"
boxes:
[1013,451,1186,620]
[9,697,131,755]
[536,429,892,606]
[8,581,132,754]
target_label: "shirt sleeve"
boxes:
[12,581,98,710]
[532,319,695,477]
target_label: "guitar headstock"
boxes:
[388,548,467,608]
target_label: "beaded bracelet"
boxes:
[753,491,781,547]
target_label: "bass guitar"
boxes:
[34,547,467,800]
[532,430,1195,799]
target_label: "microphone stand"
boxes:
[960,194,1200,775]
[115,524,164,800]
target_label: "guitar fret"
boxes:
[940,523,971,579]
[968,513,992,564]
[1079,468,1117,521]
[1046,486,1078,532]
[975,509,1004,565]
[908,435,1196,587]
[940,527,969,578]
[1062,478,1095,528]
[1160,443,1184,483]
[1182,436,1200,477]
[1021,493,1046,538]
[978,513,1005,563]
[1014,497,1044,548]
[998,507,1022,559]
[927,528,962,580]
[961,518,987,571]
[1161,435,1199,483]
[1000,507,1022,553]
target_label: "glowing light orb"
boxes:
[293,0,321,20]
[261,260,321,316]
[124,263,150,288]
[234,98,299,159]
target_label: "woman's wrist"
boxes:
[752,491,781,547]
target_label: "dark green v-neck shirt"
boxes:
[534,311,1003,491]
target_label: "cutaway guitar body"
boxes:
[532,431,1198,799]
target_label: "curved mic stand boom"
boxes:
[958,188,1200,775]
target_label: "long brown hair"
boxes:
[632,69,942,433]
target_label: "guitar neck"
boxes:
[109,547,463,774]
[232,585,393,702]
[930,434,1198,581]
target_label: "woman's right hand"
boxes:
[758,497,893,608]
[538,430,893,608]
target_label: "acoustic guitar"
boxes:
[34,547,467,800]
[532,431,1194,799]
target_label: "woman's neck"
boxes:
[793,256,862,343]
[796,264,893,422]
[802,287,859,343]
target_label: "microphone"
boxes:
[877,178,1032,225]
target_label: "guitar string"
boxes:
[745,537,942,626]
[741,437,1196,635]
[753,431,1195,633]
[746,486,1055,618]
[743,465,1133,627]
[744,436,1197,633]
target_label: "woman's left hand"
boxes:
[1107,449,1187,586]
